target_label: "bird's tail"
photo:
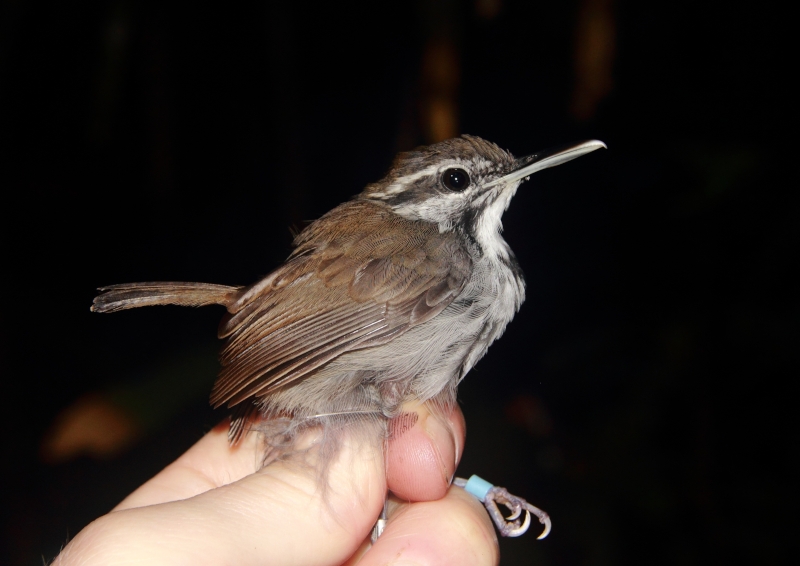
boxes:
[91,282,242,313]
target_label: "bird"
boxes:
[92,134,605,538]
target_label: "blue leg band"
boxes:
[464,474,494,502]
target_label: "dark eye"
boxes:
[442,168,470,191]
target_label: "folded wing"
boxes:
[210,200,472,410]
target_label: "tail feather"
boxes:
[228,401,259,445]
[91,282,242,313]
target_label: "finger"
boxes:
[56,427,386,566]
[356,487,499,566]
[116,401,467,510]
[387,402,466,501]
[114,419,263,510]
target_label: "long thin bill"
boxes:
[487,139,606,187]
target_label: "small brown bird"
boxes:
[92,135,604,537]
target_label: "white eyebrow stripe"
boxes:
[382,164,441,195]
[384,157,498,195]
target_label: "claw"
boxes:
[504,509,531,537]
[485,485,550,538]
[537,512,552,540]
[455,475,552,539]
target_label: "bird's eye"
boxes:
[441,168,471,191]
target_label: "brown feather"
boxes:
[228,401,258,444]
[207,200,471,411]
[91,282,241,313]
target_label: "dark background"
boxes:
[1,1,796,564]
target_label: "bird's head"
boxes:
[363,135,605,251]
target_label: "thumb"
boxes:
[387,402,466,501]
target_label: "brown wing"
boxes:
[209,200,472,409]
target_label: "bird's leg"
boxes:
[372,412,395,543]
[371,498,389,543]
[453,475,551,538]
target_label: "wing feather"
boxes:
[209,200,472,409]
[213,302,384,400]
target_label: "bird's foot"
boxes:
[454,475,551,538]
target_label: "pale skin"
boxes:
[52,403,500,566]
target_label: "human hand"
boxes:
[52,403,499,565]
